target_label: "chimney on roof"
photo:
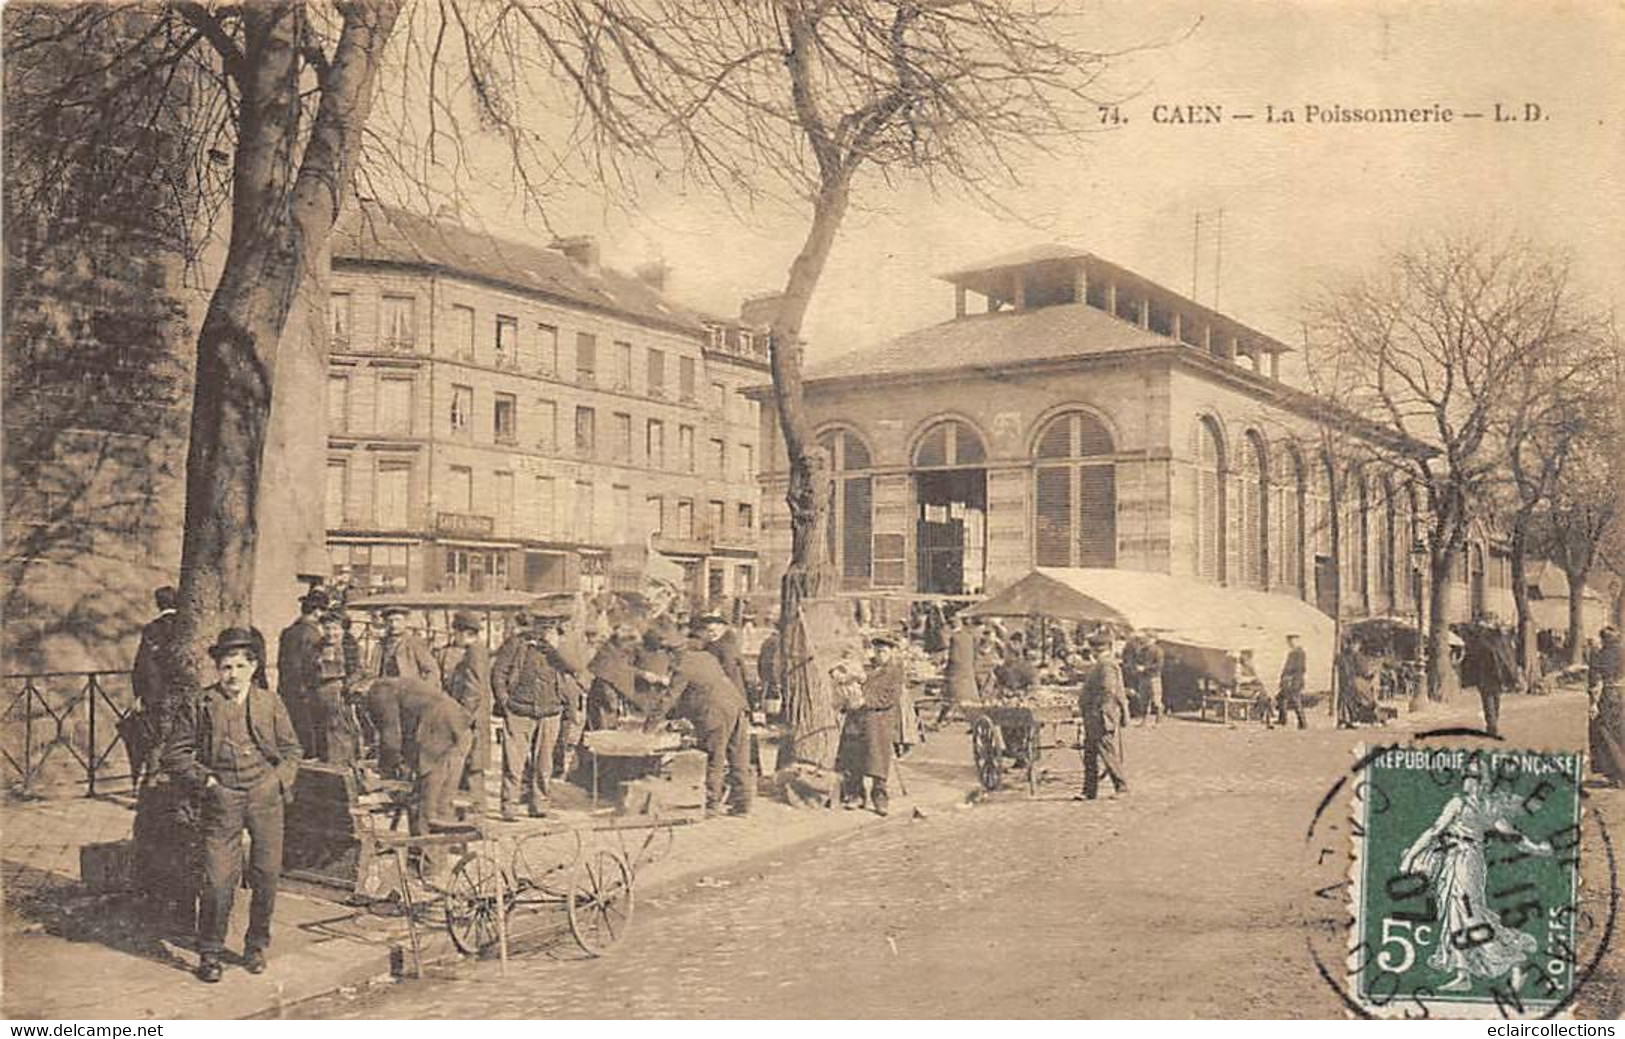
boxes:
[739,292,783,328]
[551,235,600,274]
[634,260,670,293]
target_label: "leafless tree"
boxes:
[1307,235,1603,703]
[452,0,1125,765]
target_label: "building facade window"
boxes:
[536,323,558,375]
[679,425,695,472]
[709,499,726,539]
[332,543,409,594]
[376,461,411,528]
[612,412,633,463]
[327,373,349,433]
[447,465,474,512]
[451,304,476,360]
[1033,410,1116,569]
[494,471,515,535]
[1193,417,1225,582]
[575,406,596,456]
[712,382,727,417]
[536,399,558,453]
[444,549,508,592]
[495,316,518,368]
[450,384,474,436]
[647,495,665,536]
[710,438,726,476]
[817,428,874,587]
[576,332,597,384]
[740,443,755,481]
[326,459,348,526]
[574,480,595,541]
[536,476,557,536]
[380,295,415,352]
[376,375,414,435]
[612,484,631,542]
[1276,444,1307,598]
[737,502,754,531]
[329,293,352,348]
[494,393,517,444]
[647,419,665,469]
[615,341,633,389]
[647,349,665,397]
[675,498,694,539]
[679,357,696,401]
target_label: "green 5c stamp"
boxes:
[1350,746,1585,1017]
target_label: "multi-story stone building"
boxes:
[750,245,1524,627]
[324,205,767,603]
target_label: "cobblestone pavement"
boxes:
[307,693,1612,1019]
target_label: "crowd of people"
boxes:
[111,580,1625,985]
[119,582,789,984]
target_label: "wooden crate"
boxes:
[80,838,137,894]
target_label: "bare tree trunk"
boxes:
[771,173,851,770]
[173,1,400,686]
[1565,568,1589,665]
[1427,554,1454,702]
[1510,518,1536,688]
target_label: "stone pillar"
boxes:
[1137,298,1149,329]
[253,236,333,665]
[955,285,967,318]
[1106,281,1118,316]
[985,467,1029,593]
[1013,275,1027,312]
[1222,335,1238,362]
[1074,266,1089,306]
[1270,352,1281,379]
[1202,324,1213,355]
[1113,457,1172,573]
[1171,312,1182,342]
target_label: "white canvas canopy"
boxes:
[964,567,1335,692]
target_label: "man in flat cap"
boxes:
[1077,630,1129,800]
[697,611,754,709]
[367,604,440,686]
[164,627,303,982]
[1277,633,1308,730]
[495,607,580,820]
[439,610,493,811]
[648,622,752,816]
[838,634,905,816]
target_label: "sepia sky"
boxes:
[447,0,1625,374]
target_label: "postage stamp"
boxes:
[1347,746,1586,1018]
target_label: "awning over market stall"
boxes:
[964,568,1335,692]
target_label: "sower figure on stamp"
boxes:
[1077,631,1130,801]
[1277,633,1308,730]
[163,628,303,983]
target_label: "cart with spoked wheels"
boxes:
[963,697,1081,798]
[441,817,678,959]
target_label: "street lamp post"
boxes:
[1409,538,1428,712]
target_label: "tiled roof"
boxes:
[937,243,1090,282]
[331,203,705,335]
[804,302,1177,381]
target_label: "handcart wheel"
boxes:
[568,850,635,957]
[971,716,1001,792]
[514,828,583,900]
[1024,727,1041,798]
[622,822,674,875]
[444,849,512,955]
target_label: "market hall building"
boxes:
[750,245,1511,626]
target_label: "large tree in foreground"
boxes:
[1308,236,1602,704]
[465,0,1121,766]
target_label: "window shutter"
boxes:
[1077,465,1116,567]
[1034,466,1071,566]
[841,476,873,585]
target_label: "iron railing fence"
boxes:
[1,670,135,798]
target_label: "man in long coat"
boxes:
[1589,626,1625,787]
[651,624,752,815]
[1078,632,1130,800]
[276,589,328,754]
[126,584,180,786]
[1459,620,1518,738]
[439,611,493,810]
[838,635,904,816]
[1277,633,1308,730]
[699,612,754,709]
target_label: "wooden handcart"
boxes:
[962,696,1081,797]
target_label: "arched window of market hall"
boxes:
[817,427,874,588]
[912,420,989,595]
[1273,443,1307,598]
[1032,411,1116,569]
[1193,416,1225,582]
[1239,430,1269,589]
